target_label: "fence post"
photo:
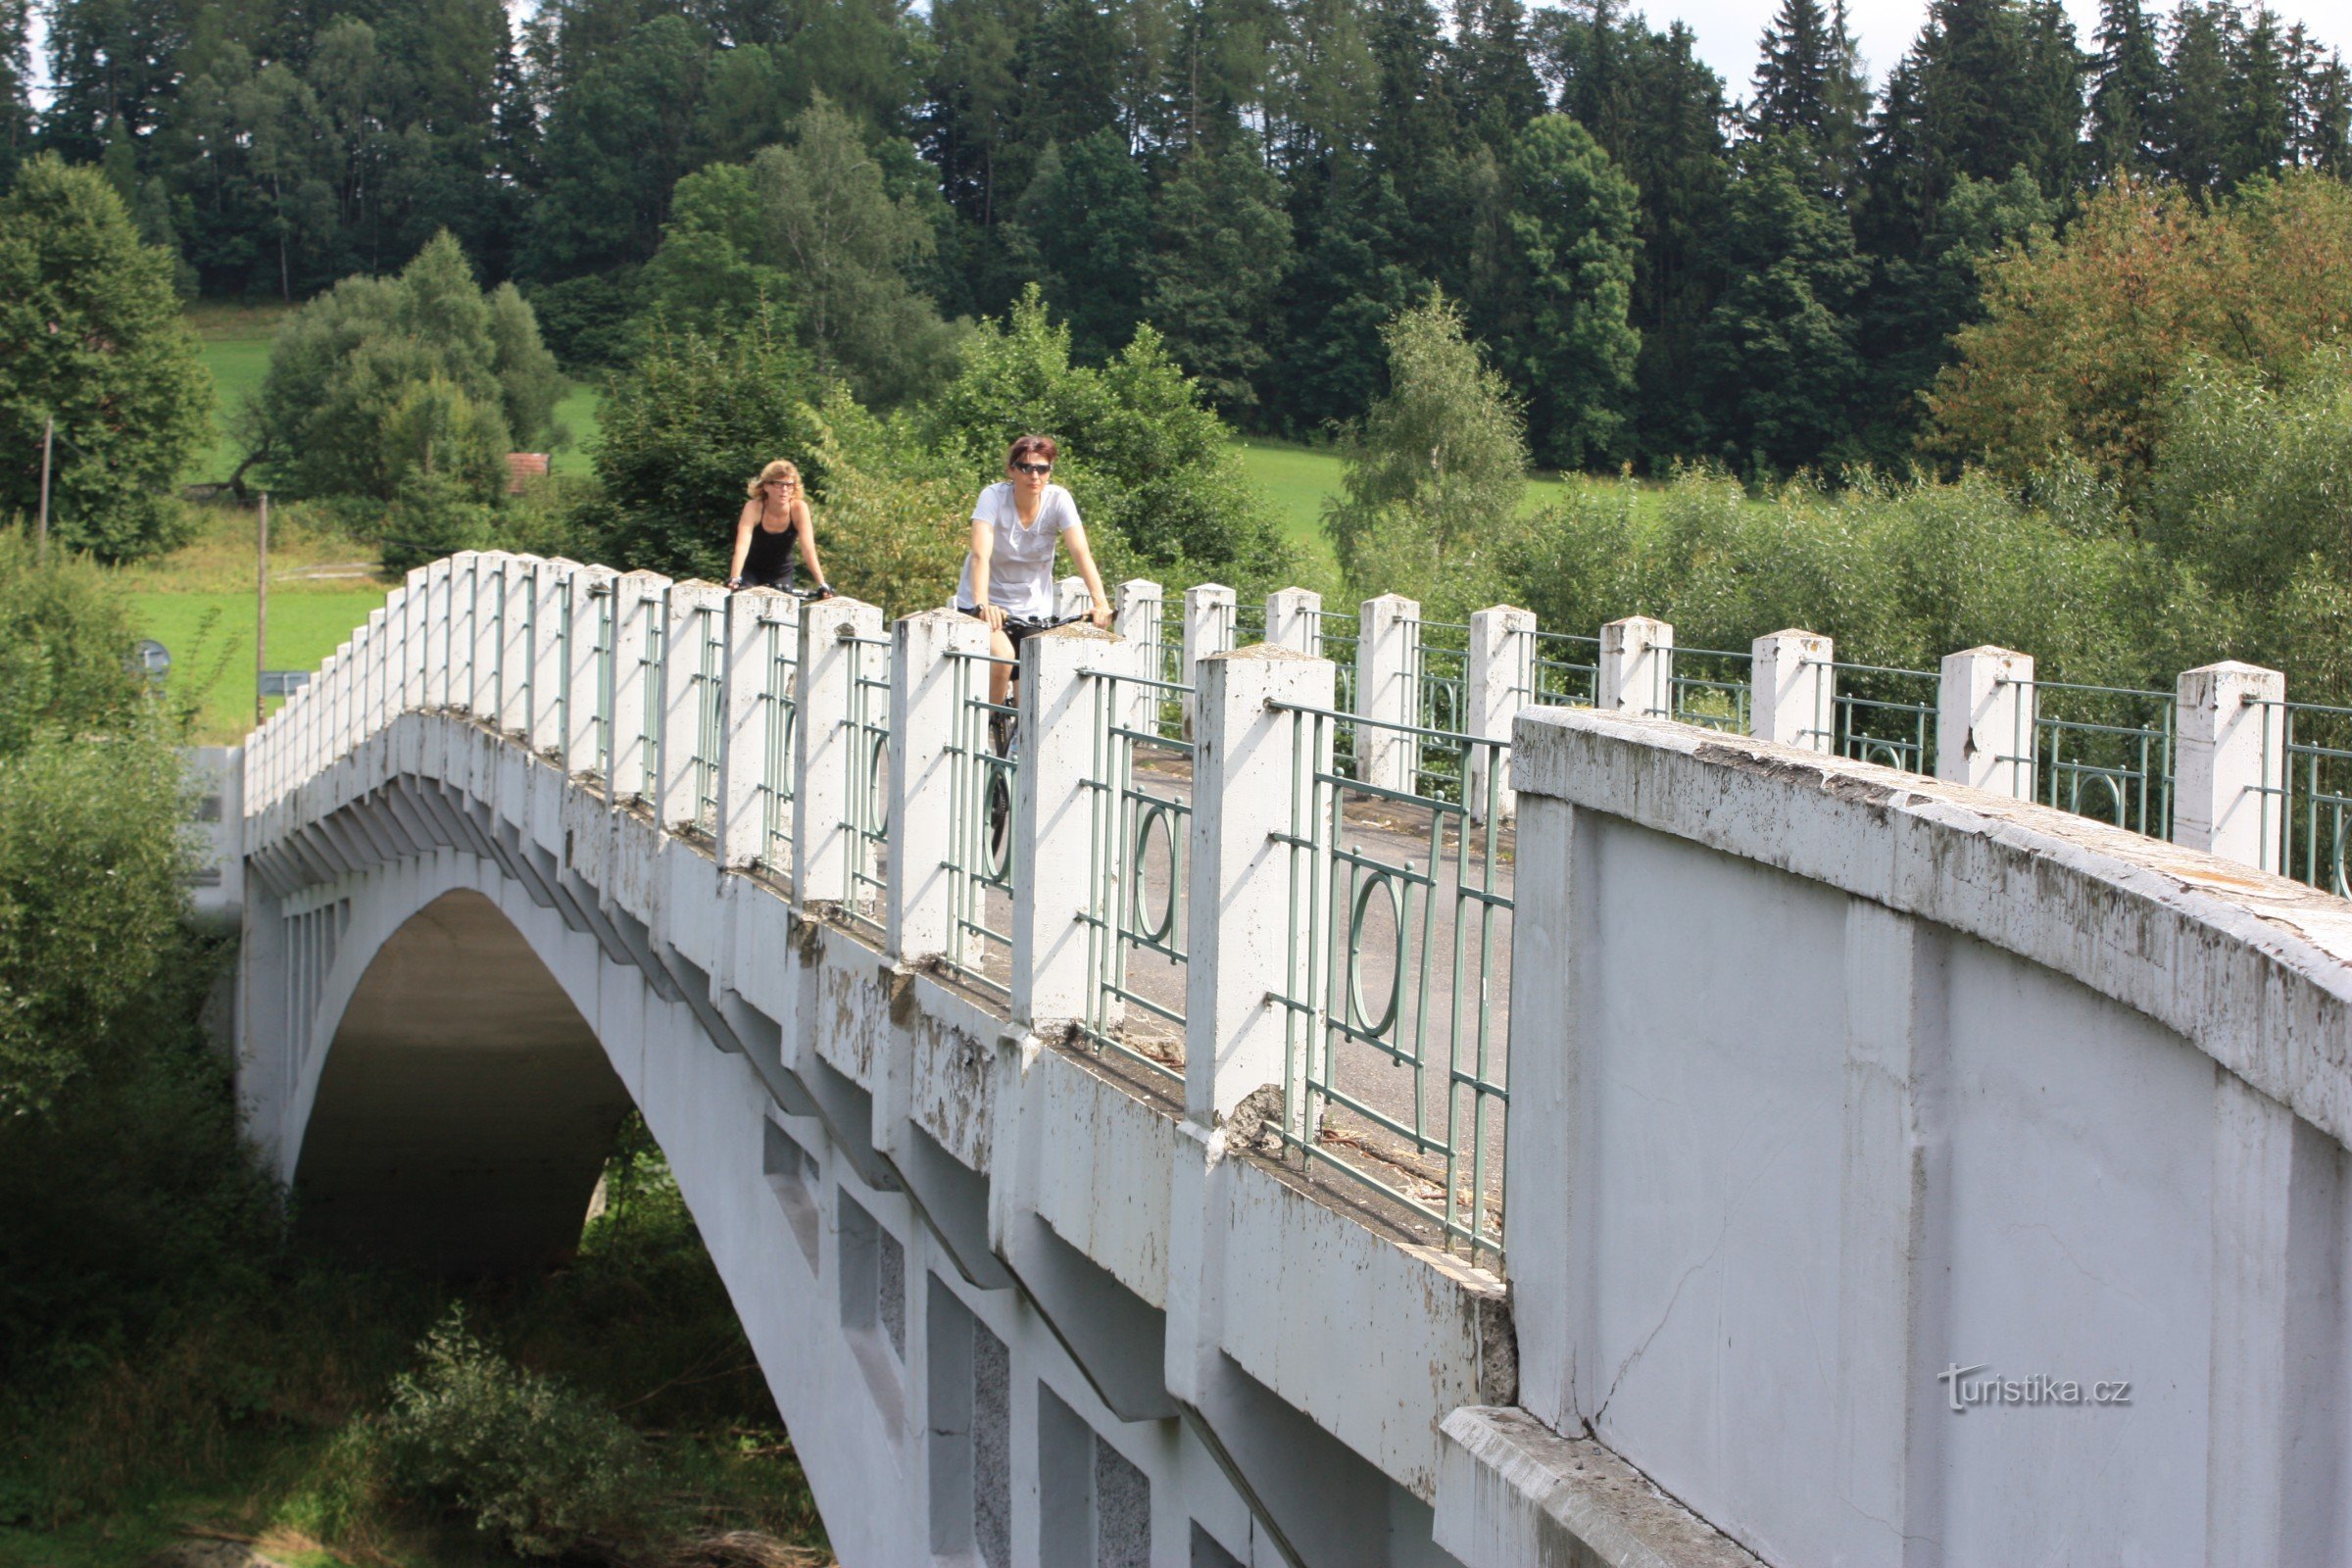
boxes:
[1265,587,1321,654]
[400,566,429,715]
[1056,575,1095,618]
[499,553,533,736]
[420,559,453,711]
[445,551,480,712]
[526,561,566,757]
[1936,647,2034,799]
[1356,593,1419,790]
[564,567,615,775]
[1465,606,1536,822]
[609,571,664,803]
[1751,629,1836,754]
[1115,578,1165,735]
[715,589,779,870]
[362,607,390,741]
[2175,661,2286,873]
[1598,615,1673,717]
[661,582,727,834]
[793,595,886,912]
[1186,647,1336,1126]
[1182,583,1237,732]
[1011,625,1126,1037]
[889,609,992,964]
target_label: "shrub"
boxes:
[383,1307,658,1558]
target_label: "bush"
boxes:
[383,1308,659,1558]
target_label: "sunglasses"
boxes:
[1011,462,1052,475]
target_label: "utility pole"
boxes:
[255,493,270,729]
[36,416,53,563]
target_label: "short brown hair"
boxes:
[1005,434,1058,468]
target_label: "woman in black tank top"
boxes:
[728,460,828,591]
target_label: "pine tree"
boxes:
[0,0,29,188]
[2162,1,2234,191]
[1747,0,1870,196]
[2226,5,2292,185]
[2287,27,2352,172]
[2087,0,2165,181]
[1143,142,1296,414]
[1021,127,1150,363]
[1448,0,1544,151]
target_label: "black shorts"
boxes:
[957,606,1054,649]
[740,563,799,590]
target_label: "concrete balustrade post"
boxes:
[1598,615,1673,718]
[888,609,992,964]
[609,571,664,803]
[1181,583,1237,732]
[499,553,533,736]
[1115,578,1164,735]
[1011,625,1125,1035]
[1937,647,2034,799]
[363,607,391,740]
[2175,661,2287,872]
[1055,575,1094,618]
[424,557,457,710]
[1466,606,1536,822]
[527,561,567,757]
[444,551,479,711]
[1751,629,1836,754]
[793,595,886,909]
[1185,646,1336,1126]
[563,567,615,775]
[399,566,429,715]
[470,552,512,719]
[660,582,727,833]
[1356,593,1420,791]
[1265,587,1321,654]
[715,588,784,869]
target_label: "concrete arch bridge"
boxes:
[222,552,2352,1567]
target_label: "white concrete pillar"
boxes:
[2176,662,2286,873]
[1751,629,1835,754]
[609,571,664,803]
[563,567,615,775]
[1465,606,1536,822]
[1011,625,1125,1035]
[1598,615,1672,718]
[715,588,782,870]
[424,556,457,710]
[661,582,727,833]
[400,565,429,715]
[1356,593,1420,791]
[1115,579,1165,735]
[794,594,886,908]
[471,551,513,719]
[445,551,478,712]
[1185,646,1335,1125]
[1055,575,1094,618]
[1936,646,2034,799]
[1265,587,1321,654]
[499,552,533,736]
[1181,583,1237,732]
[527,560,568,757]
[362,607,390,739]
[888,609,992,964]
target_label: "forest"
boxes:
[4,0,2346,474]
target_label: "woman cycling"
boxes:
[957,435,1111,704]
[727,460,829,594]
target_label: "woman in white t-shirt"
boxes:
[956,434,1112,704]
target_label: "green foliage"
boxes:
[1142,143,1296,416]
[585,305,820,578]
[0,156,210,561]
[1325,294,1527,607]
[919,286,1292,587]
[246,231,564,503]
[383,1307,658,1558]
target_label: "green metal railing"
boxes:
[488,559,509,725]
[589,580,614,782]
[550,575,569,760]
[2024,679,2175,836]
[1671,646,1752,733]
[515,567,536,739]
[842,631,894,935]
[1271,703,1512,1266]
[1528,629,1600,709]
[2259,700,2352,896]
[1821,660,1938,774]
[1407,616,1472,797]
[690,601,725,832]
[1077,667,1193,1084]
[944,648,1018,998]
[1234,599,1267,646]
[757,612,799,876]
[638,596,665,802]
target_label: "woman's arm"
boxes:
[727,502,757,584]
[793,497,826,588]
[1062,521,1113,630]
[968,514,1004,630]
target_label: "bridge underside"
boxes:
[292,888,632,1274]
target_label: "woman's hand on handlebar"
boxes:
[1088,603,1112,631]
[977,602,1006,632]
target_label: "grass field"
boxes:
[132,587,391,743]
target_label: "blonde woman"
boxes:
[727,461,829,595]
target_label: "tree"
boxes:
[245,231,562,502]
[2087,0,2166,180]
[1018,129,1150,365]
[522,15,710,280]
[1694,137,1868,475]
[1324,293,1526,602]
[1929,173,2352,486]
[1142,143,1296,416]
[1748,0,1869,195]
[0,157,209,559]
[0,0,30,188]
[1477,115,1641,468]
